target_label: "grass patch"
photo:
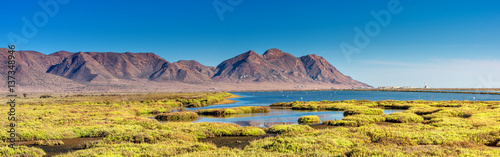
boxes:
[2,94,500,156]
[155,112,199,122]
[324,115,386,127]
[241,127,266,136]
[197,106,270,116]
[55,140,216,157]
[343,108,384,116]
[0,146,46,156]
[268,124,313,134]
[297,116,321,124]
[385,112,424,123]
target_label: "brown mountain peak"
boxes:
[263,48,286,59]
[301,54,322,60]
[243,50,260,56]
[49,51,74,56]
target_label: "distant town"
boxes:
[378,83,430,89]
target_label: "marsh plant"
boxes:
[1,94,500,156]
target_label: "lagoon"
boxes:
[190,90,500,126]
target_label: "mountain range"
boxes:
[0,48,372,93]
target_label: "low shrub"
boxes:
[422,109,474,119]
[197,106,270,116]
[408,107,441,115]
[246,128,358,155]
[270,101,296,107]
[155,112,198,122]
[0,146,46,156]
[385,113,424,123]
[343,108,384,116]
[298,116,321,124]
[324,120,359,127]
[57,141,217,157]
[324,115,385,127]
[241,127,266,136]
[268,124,313,134]
[291,102,368,111]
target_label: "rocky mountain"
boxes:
[0,48,372,92]
[213,48,370,87]
[150,60,214,83]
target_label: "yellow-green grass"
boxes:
[155,112,199,122]
[272,100,500,111]
[268,124,314,134]
[385,112,425,123]
[54,140,216,157]
[197,106,270,116]
[245,124,500,156]
[297,116,321,124]
[0,146,46,156]
[0,92,248,142]
[343,108,384,116]
[1,95,500,156]
[324,115,386,127]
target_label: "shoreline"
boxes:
[2,88,499,96]
[212,94,242,105]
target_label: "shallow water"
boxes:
[190,91,500,127]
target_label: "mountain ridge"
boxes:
[0,48,372,92]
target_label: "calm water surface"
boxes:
[190,91,500,127]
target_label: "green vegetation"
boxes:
[268,124,313,134]
[271,100,380,111]
[385,112,424,123]
[0,92,260,156]
[2,94,500,156]
[197,106,270,116]
[297,116,321,124]
[343,108,384,116]
[324,115,386,127]
[176,92,233,107]
[55,141,216,157]
[155,112,199,122]
[0,146,46,156]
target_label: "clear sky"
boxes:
[2,0,499,88]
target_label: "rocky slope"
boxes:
[0,48,372,92]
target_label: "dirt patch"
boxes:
[18,137,102,157]
[198,133,276,149]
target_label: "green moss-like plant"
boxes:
[241,127,266,136]
[343,108,384,116]
[298,116,321,124]
[324,120,360,127]
[385,112,424,123]
[197,106,270,116]
[0,146,46,156]
[268,124,313,134]
[155,112,198,122]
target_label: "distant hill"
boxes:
[0,48,372,92]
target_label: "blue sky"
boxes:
[2,0,499,88]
